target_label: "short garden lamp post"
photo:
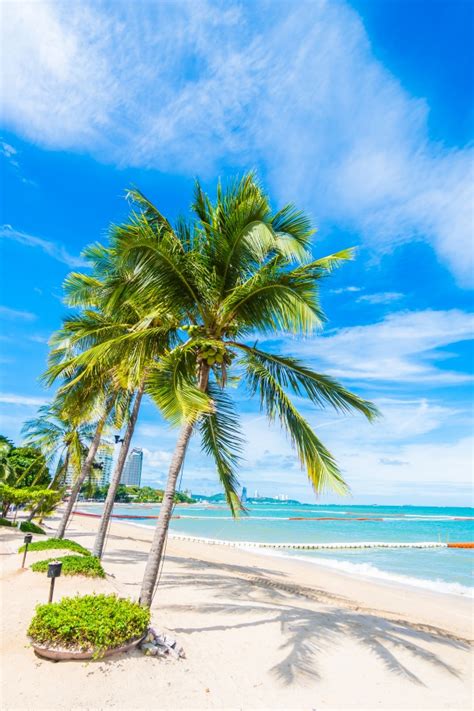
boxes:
[47,560,62,603]
[21,533,33,568]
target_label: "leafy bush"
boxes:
[31,555,105,578]
[18,538,90,556]
[28,594,150,655]
[20,521,45,535]
[0,516,15,527]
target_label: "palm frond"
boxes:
[219,258,325,335]
[198,383,244,516]
[234,345,379,421]
[243,355,349,494]
[146,347,213,425]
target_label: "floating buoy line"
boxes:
[73,511,473,550]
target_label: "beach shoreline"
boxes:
[76,507,474,600]
[1,513,473,709]
[78,514,474,640]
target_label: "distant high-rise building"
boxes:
[254,489,259,499]
[95,441,114,487]
[121,447,143,487]
[65,439,114,488]
[241,486,247,504]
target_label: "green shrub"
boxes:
[0,516,15,527]
[18,538,90,556]
[28,594,150,655]
[20,521,45,535]
[31,555,105,578]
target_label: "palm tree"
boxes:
[105,174,379,607]
[43,339,130,539]
[46,241,177,558]
[21,399,95,522]
[22,400,93,490]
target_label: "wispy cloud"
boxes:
[0,225,85,268]
[0,305,36,321]
[274,309,474,385]
[0,140,18,167]
[0,138,35,185]
[331,286,362,294]
[356,292,404,305]
[28,334,49,344]
[1,1,472,284]
[0,393,46,406]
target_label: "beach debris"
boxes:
[139,628,185,660]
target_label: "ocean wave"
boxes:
[257,549,474,597]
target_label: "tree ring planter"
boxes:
[30,633,146,661]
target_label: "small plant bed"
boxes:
[31,555,105,578]
[0,517,15,528]
[18,538,90,556]
[28,594,150,660]
[20,521,46,535]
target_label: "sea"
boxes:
[80,502,474,597]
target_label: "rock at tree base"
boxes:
[139,628,185,659]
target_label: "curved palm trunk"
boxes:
[56,404,112,539]
[92,384,145,559]
[139,365,209,607]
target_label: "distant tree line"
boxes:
[82,482,195,504]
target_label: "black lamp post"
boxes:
[21,533,33,568]
[47,560,62,603]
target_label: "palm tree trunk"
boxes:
[56,404,112,539]
[92,383,145,559]
[139,365,209,607]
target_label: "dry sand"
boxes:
[1,513,472,711]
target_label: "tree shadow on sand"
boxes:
[156,562,470,686]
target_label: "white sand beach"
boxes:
[1,514,472,710]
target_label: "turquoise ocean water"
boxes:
[80,503,474,596]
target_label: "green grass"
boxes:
[19,521,46,535]
[28,594,150,656]
[31,555,105,578]
[18,538,90,556]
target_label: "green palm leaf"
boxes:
[198,383,244,516]
[146,347,213,425]
[243,355,349,494]
[235,345,379,421]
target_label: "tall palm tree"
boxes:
[106,174,379,607]
[46,241,178,558]
[22,400,93,490]
[43,340,131,539]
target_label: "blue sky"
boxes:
[0,0,472,505]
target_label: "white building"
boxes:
[65,439,114,488]
[121,447,143,487]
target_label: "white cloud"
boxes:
[333,436,474,502]
[28,334,49,344]
[1,1,472,284]
[1,225,86,268]
[331,286,362,294]
[0,140,18,166]
[224,400,473,502]
[0,393,46,406]
[278,309,473,384]
[0,305,36,321]
[356,292,404,305]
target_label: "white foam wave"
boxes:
[253,548,473,597]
